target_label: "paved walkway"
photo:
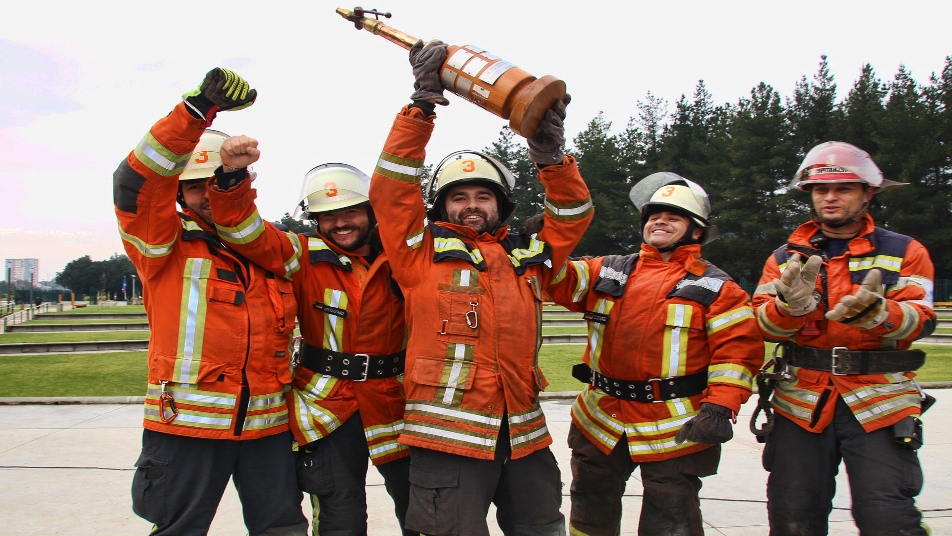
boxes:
[1,392,950,535]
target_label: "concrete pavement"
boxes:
[1,392,950,535]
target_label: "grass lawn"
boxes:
[541,327,588,335]
[0,331,150,344]
[0,351,148,397]
[0,344,947,398]
[24,318,147,324]
[55,305,146,315]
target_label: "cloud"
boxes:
[0,40,81,126]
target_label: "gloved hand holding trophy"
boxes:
[336,7,566,138]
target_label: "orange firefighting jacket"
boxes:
[548,244,763,462]
[113,103,295,440]
[369,106,594,460]
[206,179,409,465]
[753,214,936,433]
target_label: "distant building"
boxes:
[4,258,39,283]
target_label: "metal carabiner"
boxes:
[159,380,178,424]
[465,301,478,329]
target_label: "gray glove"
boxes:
[774,253,822,317]
[409,39,449,106]
[826,269,888,329]
[527,95,571,166]
[674,403,734,445]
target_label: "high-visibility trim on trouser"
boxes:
[174,258,212,384]
[321,289,349,352]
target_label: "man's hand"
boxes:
[183,68,257,125]
[527,95,571,166]
[825,269,888,329]
[220,136,260,171]
[409,40,449,106]
[774,253,822,316]
[674,403,734,444]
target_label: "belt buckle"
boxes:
[831,346,849,376]
[355,353,370,381]
[646,377,664,403]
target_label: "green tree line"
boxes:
[55,254,138,299]
[484,55,952,288]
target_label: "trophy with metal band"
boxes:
[336,7,567,138]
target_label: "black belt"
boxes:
[572,363,708,402]
[298,342,405,381]
[785,344,925,375]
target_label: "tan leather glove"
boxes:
[825,269,888,329]
[774,254,822,316]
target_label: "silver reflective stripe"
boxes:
[509,406,544,425]
[177,259,209,383]
[403,423,496,446]
[510,424,549,446]
[405,403,502,426]
[377,158,424,178]
[244,412,288,428]
[441,344,468,405]
[544,198,594,217]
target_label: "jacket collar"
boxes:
[639,243,707,276]
[787,214,877,256]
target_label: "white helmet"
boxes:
[790,141,905,192]
[180,130,229,181]
[426,150,517,222]
[629,172,719,244]
[293,163,371,219]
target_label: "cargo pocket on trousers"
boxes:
[296,447,333,496]
[132,451,169,526]
[406,464,460,535]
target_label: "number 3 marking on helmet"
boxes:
[462,160,476,172]
[194,151,208,164]
[324,182,338,197]
[661,186,675,197]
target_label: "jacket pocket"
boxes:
[411,356,478,391]
[406,464,460,535]
[132,451,169,526]
[437,284,485,344]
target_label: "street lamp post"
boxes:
[131,275,137,305]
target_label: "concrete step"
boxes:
[541,319,586,327]
[7,323,150,332]
[0,340,148,354]
[35,313,147,320]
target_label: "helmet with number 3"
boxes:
[425,150,517,222]
[180,130,229,181]
[629,172,719,244]
[293,163,371,219]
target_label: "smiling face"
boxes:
[316,205,372,255]
[810,182,873,228]
[444,183,501,235]
[180,179,214,227]
[642,210,701,252]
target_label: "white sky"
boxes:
[2,0,949,279]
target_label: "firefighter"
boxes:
[114,68,307,535]
[206,147,413,535]
[367,40,593,536]
[547,173,763,535]
[752,141,936,535]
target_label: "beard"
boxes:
[322,225,371,252]
[448,208,500,235]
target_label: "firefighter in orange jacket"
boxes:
[368,41,593,535]
[548,173,763,535]
[206,145,413,535]
[752,142,936,535]
[114,68,306,535]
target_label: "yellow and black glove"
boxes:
[183,67,257,126]
[825,269,888,330]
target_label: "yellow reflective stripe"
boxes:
[755,282,776,296]
[452,269,480,287]
[626,412,694,435]
[434,237,484,265]
[706,306,754,335]
[571,261,591,303]
[321,289,348,352]
[508,238,546,268]
[117,226,176,258]
[572,389,624,451]
[365,421,405,440]
[375,152,424,183]
[708,363,753,389]
[175,258,211,384]
[248,391,286,411]
[144,402,233,429]
[552,262,569,285]
[243,408,289,431]
[438,343,475,405]
[662,304,692,378]
[182,219,203,232]
[509,405,545,425]
[369,440,406,459]
[216,210,265,245]
[665,396,693,416]
[852,393,921,425]
[405,227,425,250]
[544,195,594,221]
[284,232,303,277]
[405,402,503,427]
[308,236,330,251]
[841,381,917,406]
[290,375,339,443]
[510,422,550,447]
[757,304,798,339]
[849,255,902,273]
[770,393,814,421]
[134,132,192,177]
[883,302,920,340]
[775,379,821,405]
[402,422,496,449]
[587,298,613,372]
[146,384,236,409]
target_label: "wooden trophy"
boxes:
[336,7,566,138]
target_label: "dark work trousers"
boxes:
[567,423,720,536]
[296,412,413,536]
[404,418,565,536]
[131,429,307,536]
[763,396,927,536]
